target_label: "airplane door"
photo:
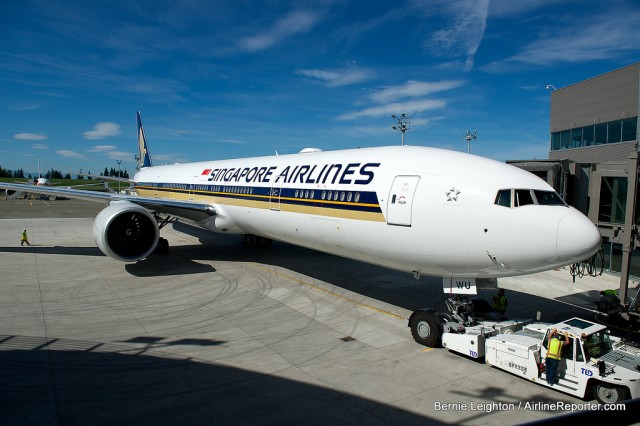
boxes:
[189,175,199,200]
[270,179,283,211]
[387,175,420,226]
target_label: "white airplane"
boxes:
[0,112,601,281]
[2,177,51,200]
[3,173,109,200]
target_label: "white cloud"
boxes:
[88,145,118,152]
[32,144,48,150]
[86,145,133,161]
[15,104,40,111]
[339,79,464,121]
[339,99,446,120]
[57,150,86,159]
[369,80,465,103]
[420,0,489,71]
[106,150,134,161]
[482,8,640,71]
[83,122,121,140]
[297,68,374,87]
[14,133,48,140]
[239,10,322,52]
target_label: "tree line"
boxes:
[0,165,130,180]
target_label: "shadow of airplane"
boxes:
[3,334,636,425]
[3,219,635,341]
[167,222,629,331]
[0,245,104,256]
[0,335,443,425]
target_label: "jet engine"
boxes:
[93,201,159,262]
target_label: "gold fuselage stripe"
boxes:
[135,186,386,222]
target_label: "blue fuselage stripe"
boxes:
[134,182,382,213]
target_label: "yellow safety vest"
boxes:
[547,337,562,360]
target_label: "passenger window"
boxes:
[515,189,534,206]
[494,189,511,207]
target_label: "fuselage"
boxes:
[133,145,601,278]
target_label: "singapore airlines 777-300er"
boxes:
[0,112,601,286]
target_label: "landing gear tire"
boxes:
[241,234,273,248]
[410,310,441,347]
[154,237,169,254]
[593,383,626,404]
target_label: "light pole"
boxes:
[463,130,477,154]
[391,113,411,146]
[545,84,557,91]
[117,160,122,193]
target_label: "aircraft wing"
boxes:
[0,182,216,221]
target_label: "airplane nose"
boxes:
[556,210,601,263]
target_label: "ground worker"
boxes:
[545,329,570,385]
[597,289,621,312]
[20,229,31,246]
[493,288,507,315]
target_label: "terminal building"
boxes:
[508,62,640,291]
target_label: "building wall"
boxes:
[550,62,639,132]
[535,63,640,278]
[549,141,637,162]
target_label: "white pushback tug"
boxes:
[409,289,640,405]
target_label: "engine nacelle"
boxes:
[93,201,159,262]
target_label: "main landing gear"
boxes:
[241,234,273,248]
[152,213,175,255]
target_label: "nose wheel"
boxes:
[409,309,441,347]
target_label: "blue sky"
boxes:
[1,0,639,176]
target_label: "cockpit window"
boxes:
[495,189,566,208]
[494,189,511,207]
[533,190,566,206]
[515,189,534,207]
